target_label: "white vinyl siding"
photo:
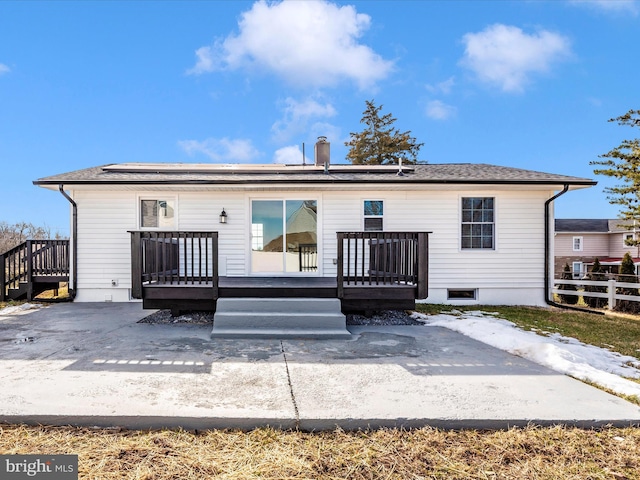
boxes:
[73,190,137,301]
[325,189,548,304]
[178,192,245,276]
[71,186,553,306]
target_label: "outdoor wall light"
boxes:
[219,208,228,224]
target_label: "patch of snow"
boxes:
[412,311,640,398]
[0,303,44,316]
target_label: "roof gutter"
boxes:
[58,185,77,300]
[544,185,603,314]
[33,179,598,187]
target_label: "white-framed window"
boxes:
[572,262,583,279]
[364,200,384,232]
[572,236,583,252]
[624,233,635,247]
[461,197,495,249]
[139,198,176,229]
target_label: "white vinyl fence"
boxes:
[552,278,640,310]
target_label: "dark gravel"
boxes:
[139,309,422,326]
[346,310,423,325]
[138,310,214,325]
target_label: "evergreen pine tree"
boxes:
[345,100,424,165]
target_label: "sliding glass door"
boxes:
[251,200,317,274]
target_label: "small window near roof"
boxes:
[364,200,383,231]
[624,233,635,247]
[572,236,583,252]
[140,198,175,229]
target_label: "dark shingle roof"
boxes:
[555,219,610,233]
[33,162,596,186]
[555,219,640,233]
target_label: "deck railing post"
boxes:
[0,253,5,302]
[417,232,429,299]
[131,232,143,299]
[212,232,219,299]
[26,240,33,301]
[337,233,344,298]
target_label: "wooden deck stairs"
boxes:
[211,297,351,339]
[1,240,70,302]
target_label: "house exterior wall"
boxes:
[73,190,137,302]
[609,232,640,259]
[554,233,609,257]
[71,186,555,306]
[554,233,609,276]
[554,231,640,276]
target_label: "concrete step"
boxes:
[211,297,351,339]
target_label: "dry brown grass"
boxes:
[1,424,639,479]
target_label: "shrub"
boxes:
[584,258,608,309]
[558,263,579,305]
[615,252,640,313]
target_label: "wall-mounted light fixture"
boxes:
[219,208,228,224]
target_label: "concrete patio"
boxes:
[0,302,639,431]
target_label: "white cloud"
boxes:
[272,96,337,142]
[569,0,639,15]
[308,122,341,147]
[178,137,261,162]
[460,24,572,93]
[0,64,10,75]
[425,100,457,120]
[273,145,310,164]
[187,46,216,75]
[425,76,455,95]
[187,0,393,89]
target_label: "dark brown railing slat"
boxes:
[129,231,219,299]
[1,239,71,300]
[336,232,429,297]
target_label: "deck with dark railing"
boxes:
[130,230,429,314]
[1,239,70,301]
[336,231,429,311]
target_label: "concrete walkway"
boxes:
[1,302,639,431]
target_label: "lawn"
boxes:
[1,424,639,479]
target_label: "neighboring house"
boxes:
[32,139,594,311]
[554,218,640,277]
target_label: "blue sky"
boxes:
[1,0,639,236]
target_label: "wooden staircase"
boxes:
[211,297,351,339]
[1,239,70,301]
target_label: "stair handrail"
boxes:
[1,239,70,301]
[1,241,29,301]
